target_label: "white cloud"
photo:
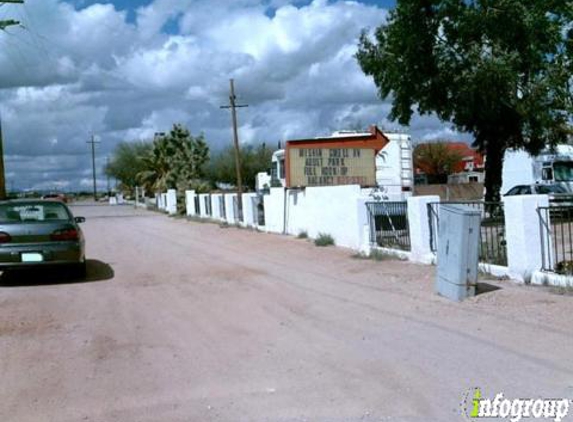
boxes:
[0,0,463,190]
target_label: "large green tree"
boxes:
[414,142,463,183]
[357,1,572,201]
[137,124,210,193]
[105,141,152,192]
[207,144,274,190]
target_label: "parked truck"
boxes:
[257,130,414,201]
[501,145,573,194]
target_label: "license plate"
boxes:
[21,253,44,263]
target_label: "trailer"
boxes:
[501,145,573,195]
[257,127,413,201]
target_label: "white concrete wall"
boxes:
[407,196,440,264]
[504,194,550,282]
[241,193,258,228]
[283,185,368,249]
[263,188,286,234]
[166,189,177,215]
[185,190,197,216]
[224,194,237,224]
[211,194,223,221]
[175,186,569,286]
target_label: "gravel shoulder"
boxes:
[0,204,571,422]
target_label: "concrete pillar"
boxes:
[185,190,196,216]
[356,197,372,255]
[224,194,237,224]
[211,194,222,220]
[407,195,440,264]
[166,189,177,215]
[504,194,549,283]
[242,193,256,227]
[263,188,285,233]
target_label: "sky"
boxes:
[0,0,465,192]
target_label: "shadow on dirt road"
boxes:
[0,259,114,287]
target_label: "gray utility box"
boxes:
[436,204,481,301]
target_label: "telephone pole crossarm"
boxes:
[0,19,20,30]
[0,1,24,31]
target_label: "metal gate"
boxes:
[233,196,242,223]
[366,201,410,251]
[252,196,265,226]
[194,196,200,216]
[537,205,573,274]
[219,196,226,220]
[428,201,506,266]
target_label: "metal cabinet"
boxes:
[436,204,481,301]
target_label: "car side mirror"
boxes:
[74,216,86,223]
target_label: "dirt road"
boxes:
[0,204,571,422]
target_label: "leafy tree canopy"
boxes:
[137,124,210,193]
[105,141,152,192]
[357,0,573,200]
[207,143,275,191]
[414,142,463,178]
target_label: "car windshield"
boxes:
[536,185,567,194]
[553,162,573,181]
[0,202,70,223]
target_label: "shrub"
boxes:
[352,250,396,261]
[314,233,335,247]
[297,230,308,239]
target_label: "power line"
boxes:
[220,79,248,219]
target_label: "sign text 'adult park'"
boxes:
[288,147,376,187]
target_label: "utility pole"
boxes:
[87,135,100,201]
[220,79,248,219]
[0,0,24,200]
[0,115,7,200]
[106,156,110,195]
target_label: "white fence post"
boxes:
[224,194,236,224]
[211,194,222,221]
[504,194,549,283]
[242,193,257,227]
[357,197,372,255]
[185,190,196,216]
[407,195,440,264]
[166,189,177,215]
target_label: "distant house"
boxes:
[448,171,485,184]
[446,142,485,173]
[415,141,484,184]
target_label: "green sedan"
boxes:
[0,199,86,278]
